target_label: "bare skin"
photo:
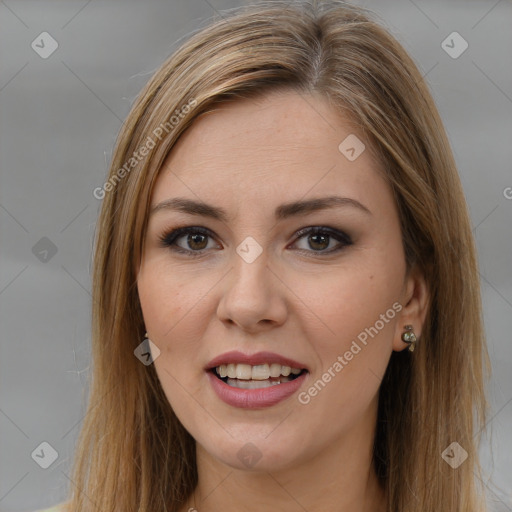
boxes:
[136,89,429,512]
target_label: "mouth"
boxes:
[209,363,308,389]
[206,356,310,409]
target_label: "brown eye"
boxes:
[307,232,330,251]
[186,232,209,250]
[159,225,352,258]
[159,227,219,255]
[292,226,352,254]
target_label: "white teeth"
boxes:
[227,363,236,378]
[215,363,303,380]
[235,364,252,380]
[269,363,281,378]
[251,364,270,380]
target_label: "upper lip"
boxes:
[205,351,309,371]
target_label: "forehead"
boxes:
[151,90,391,220]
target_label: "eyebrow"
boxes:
[150,195,372,222]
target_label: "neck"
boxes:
[182,396,387,512]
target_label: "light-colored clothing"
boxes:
[35,503,68,512]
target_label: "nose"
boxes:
[216,249,288,333]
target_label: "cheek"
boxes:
[137,258,210,343]
[299,256,403,353]
[295,252,403,409]
[137,261,215,405]
[138,269,205,414]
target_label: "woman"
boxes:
[47,1,491,510]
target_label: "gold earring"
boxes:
[401,325,417,352]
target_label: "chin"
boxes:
[198,429,309,472]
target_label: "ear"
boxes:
[393,265,430,352]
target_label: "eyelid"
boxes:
[158,225,353,256]
[158,226,219,253]
[293,225,352,246]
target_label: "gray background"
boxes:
[0,0,511,511]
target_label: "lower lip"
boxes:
[207,371,308,409]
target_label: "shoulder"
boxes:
[35,502,70,512]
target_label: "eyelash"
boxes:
[158,225,353,258]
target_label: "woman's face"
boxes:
[137,89,416,472]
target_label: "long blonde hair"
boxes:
[66,1,490,510]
